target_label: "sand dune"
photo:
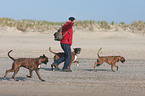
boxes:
[0,29,145,60]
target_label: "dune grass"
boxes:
[0,17,145,33]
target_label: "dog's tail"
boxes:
[49,47,57,55]
[8,50,15,61]
[97,47,102,58]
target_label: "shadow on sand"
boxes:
[40,67,53,71]
[83,69,111,72]
[0,77,27,81]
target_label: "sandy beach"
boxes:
[0,28,145,96]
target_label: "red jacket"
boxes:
[61,22,74,46]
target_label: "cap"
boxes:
[69,17,75,21]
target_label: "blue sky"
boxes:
[0,0,145,23]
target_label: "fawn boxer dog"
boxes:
[49,47,81,70]
[94,48,125,72]
[4,50,48,81]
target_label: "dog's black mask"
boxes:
[73,48,81,54]
[120,57,125,63]
[39,54,49,64]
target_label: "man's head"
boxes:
[69,17,75,21]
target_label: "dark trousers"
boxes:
[54,43,72,69]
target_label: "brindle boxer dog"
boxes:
[49,47,81,71]
[94,48,125,72]
[4,50,48,81]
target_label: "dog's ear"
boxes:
[117,57,120,62]
[117,59,119,62]
[43,54,45,57]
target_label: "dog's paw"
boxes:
[112,70,116,72]
[15,79,19,81]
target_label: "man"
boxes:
[51,17,77,72]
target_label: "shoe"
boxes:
[51,63,59,71]
[62,69,72,72]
